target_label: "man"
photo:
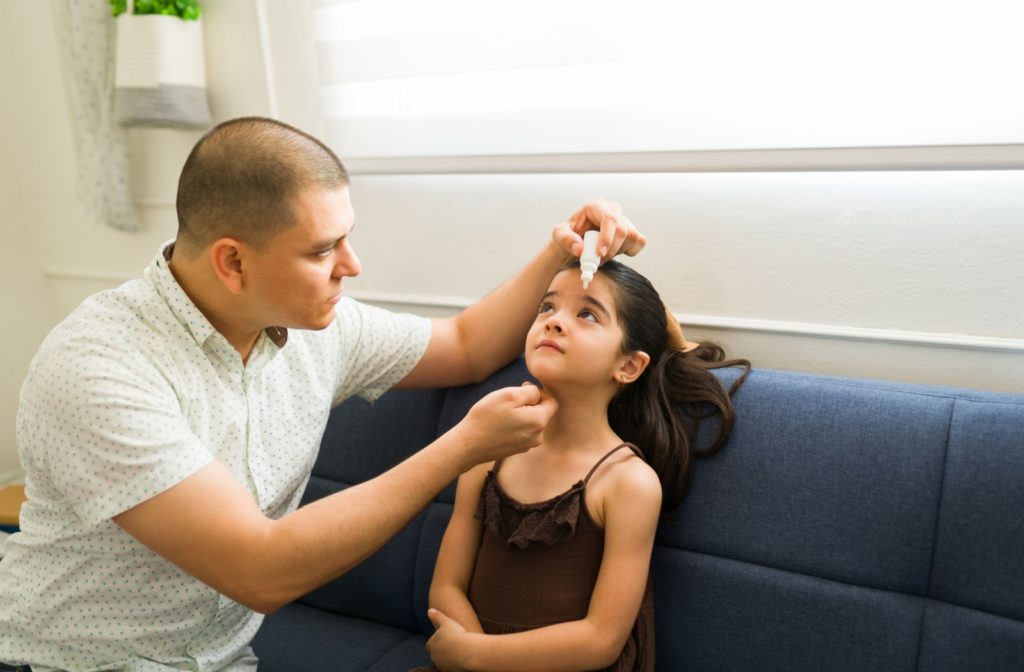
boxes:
[0,117,645,671]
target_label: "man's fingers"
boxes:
[509,382,541,406]
[568,200,641,259]
[620,232,647,257]
[552,220,584,257]
[529,391,559,421]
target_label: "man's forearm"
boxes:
[254,430,469,612]
[454,240,571,381]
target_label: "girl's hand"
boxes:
[426,608,474,671]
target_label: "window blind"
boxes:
[311,0,1023,161]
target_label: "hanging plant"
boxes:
[109,0,202,21]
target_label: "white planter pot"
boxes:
[114,12,212,128]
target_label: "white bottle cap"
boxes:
[580,230,600,289]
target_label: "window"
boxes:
[311,0,1024,171]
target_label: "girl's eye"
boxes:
[538,302,554,314]
[579,309,597,322]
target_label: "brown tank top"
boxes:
[467,442,655,671]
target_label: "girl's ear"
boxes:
[616,350,651,385]
[209,238,246,295]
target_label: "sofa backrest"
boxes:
[299,358,1024,671]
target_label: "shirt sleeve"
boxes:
[19,340,214,528]
[330,298,433,404]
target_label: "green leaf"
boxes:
[114,0,202,20]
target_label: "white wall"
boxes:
[343,171,1024,393]
[0,4,57,477]
[0,1,1022,475]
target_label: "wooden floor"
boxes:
[0,484,26,527]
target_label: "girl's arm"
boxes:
[427,461,493,634]
[426,458,663,672]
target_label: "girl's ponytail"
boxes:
[599,260,751,513]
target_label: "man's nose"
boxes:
[334,245,361,278]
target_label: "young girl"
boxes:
[415,259,750,672]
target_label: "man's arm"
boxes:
[114,385,556,615]
[395,199,646,389]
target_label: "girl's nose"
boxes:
[545,319,563,334]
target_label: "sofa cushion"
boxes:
[927,398,1024,618]
[314,388,447,486]
[916,600,1024,672]
[253,359,1024,672]
[653,548,922,671]
[665,368,951,594]
[252,602,431,671]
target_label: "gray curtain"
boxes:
[51,0,139,232]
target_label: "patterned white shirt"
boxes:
[0,243,431,671]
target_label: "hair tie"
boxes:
[665,304,700,353]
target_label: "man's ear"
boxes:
[616,350,651,385]
[209,238,246,295]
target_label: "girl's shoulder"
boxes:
[589,443,658,484]
[586,446,662,527]
[454,460,497,498]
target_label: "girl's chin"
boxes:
[525,368,595,395]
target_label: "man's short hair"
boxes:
[175,117,349,255]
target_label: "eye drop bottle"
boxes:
[579,230,600,289]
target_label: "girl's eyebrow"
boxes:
[541,290,611,318]
[582,295,610,318]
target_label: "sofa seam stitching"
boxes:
[411,507,431,635]
[665,542,1021,624]
[747,369,1024,405]
[361,632,426,672]
[660,543,914,597]
[913,397,955,672]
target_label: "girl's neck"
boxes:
[539,384,620,453]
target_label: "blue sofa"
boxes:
[252,358,1024,671]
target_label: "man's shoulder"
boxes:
[35,278,176,366]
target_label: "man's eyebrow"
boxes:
[310,222,356,251]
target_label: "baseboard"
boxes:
[0,469,25,486]
[343,290,1024,355]
[40,272,1024,354]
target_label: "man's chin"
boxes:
[311,309,337,330]
[291,309,337,332]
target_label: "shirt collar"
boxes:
[145,241,289,351]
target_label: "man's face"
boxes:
[245,185,361,331]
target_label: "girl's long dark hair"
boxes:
[592,260,751,513]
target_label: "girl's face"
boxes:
[525,269,646,392]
